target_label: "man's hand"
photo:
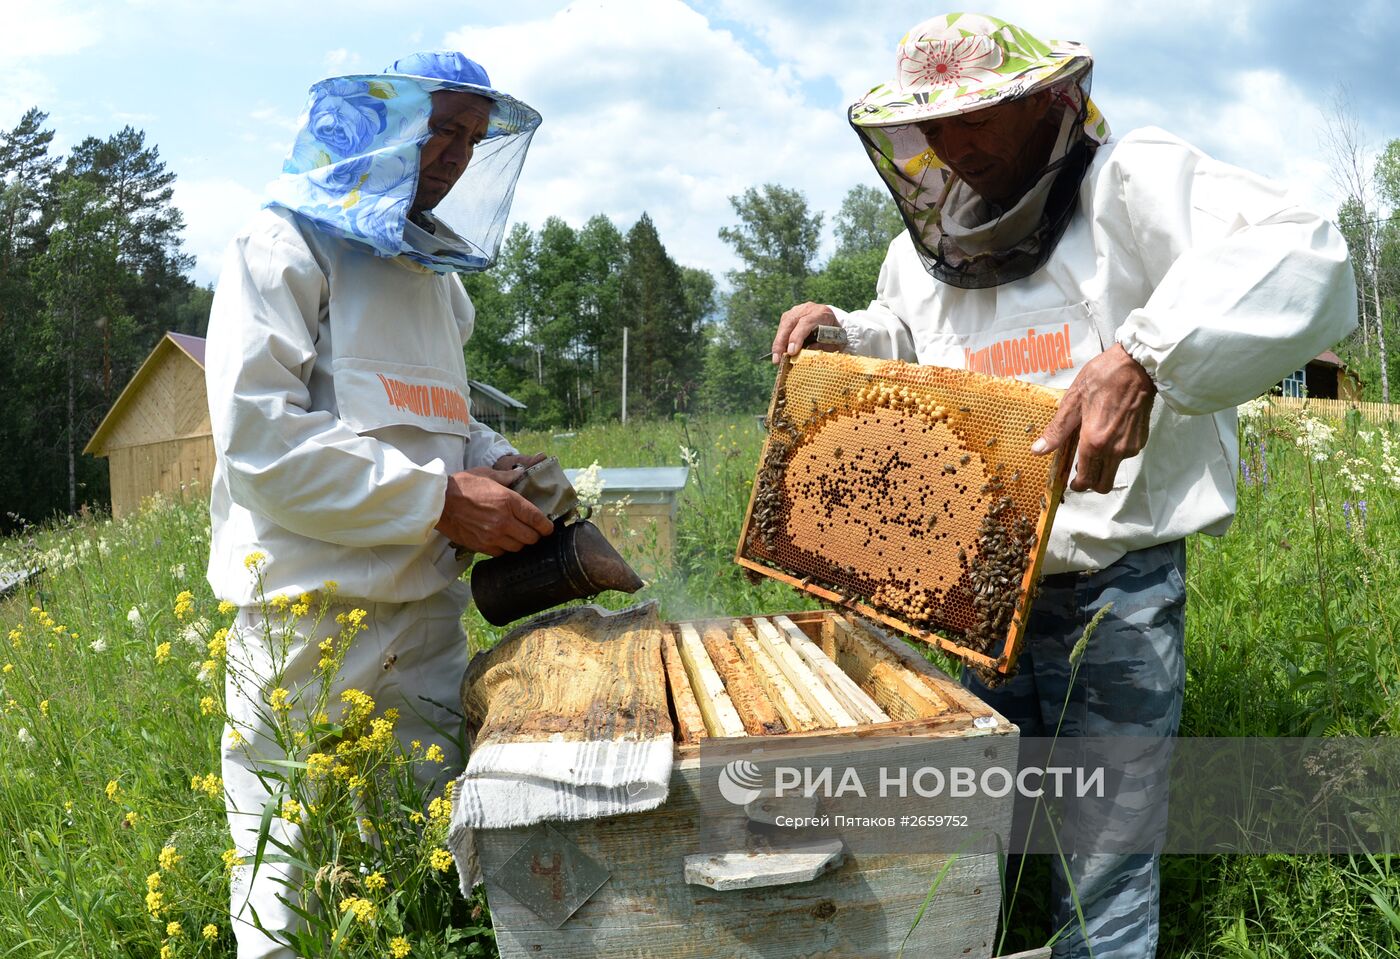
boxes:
[435,467,554,557]
[1031,344,1156,494]
[492,451,548,471]
[772,302,842,364]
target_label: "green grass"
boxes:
[1,404,1398,957]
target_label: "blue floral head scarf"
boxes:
[264,52,541,273]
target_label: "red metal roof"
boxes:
[167,332,206,367]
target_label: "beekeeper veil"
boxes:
[849,14,1110,290]
[265,52,540,273]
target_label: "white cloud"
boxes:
[323,48,360,71]
[172,177,263,284]
[445,0,874,276]
[0,0,102,59]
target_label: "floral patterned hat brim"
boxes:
[265,72,538,273]
[849,12,1109,145]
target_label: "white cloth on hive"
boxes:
[448,602,673,891]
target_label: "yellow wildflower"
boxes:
[105,780,120,802]
[191,773,223,799]
[199,696,217,717]
[154,642,171,664]
[202,924,218,940]
[39,699,49,716]
[340,688,375,727]
[364,871,386,892]
[313,711,329,726]
[226,728,245,747]
[243,551,266,571]
[207,629,228,660]
[348,775,365,792]
[270,594,291,612]
[2,663,12,674]
[428,796,452,826]
[197,659,219,682]
[409,811,425,825]
[410,740,421,752]
[124,811,139,826]
[145,888,164,918]
[166,920,182,937]
[429,848,453,872]
[360,817,376,834]
[323,580,338,593]
[333,763,352,780]
[173,590,195,621]
[338,895,377,924]
[290,602,309,618]
[158,845,182,871]
[424,743,445,764]
[383,707,399,722]
[147,872,162,892]
[268,687,290,713]
[364,717,394,749]
[281,799,302,824]
[305,752,333,779]
[217,600,236,615]
[389,936,411,958]
[221,848,245,871]
[8,627,21,647]
[159,944,173,959]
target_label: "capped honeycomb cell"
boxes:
[736,351,1071,684]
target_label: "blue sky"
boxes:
[6,0,1397,286]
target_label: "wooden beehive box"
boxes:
[476,609,1018,959]
[737,351,1070,681]
[564,466,689,575]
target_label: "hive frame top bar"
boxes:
[735,351,1071,678]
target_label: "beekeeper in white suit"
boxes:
[773,13,1356,959]
[205,53,553,957]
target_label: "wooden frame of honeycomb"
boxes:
[735,351,1071,681]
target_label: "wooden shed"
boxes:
[85,332,214,519]
[468,378,527,433]
[86,332,529,520]
[1278,350,1364,401]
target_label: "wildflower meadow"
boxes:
[2,405,1399,957]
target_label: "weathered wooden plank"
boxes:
[730,621,822,733]
[700,625,786,736]
[846,617,1001,722]
[829,615,949,721]
[773,614,890,724]
[994,950,1052,959]
[676,623,746,739]
[480,731,1012,959]
[751,618,858,729]
[661,627,707,744]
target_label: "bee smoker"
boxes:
[469,457,644,626]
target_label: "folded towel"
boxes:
[448,601,674,890]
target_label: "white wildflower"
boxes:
[127,607,143,628]
[89,638,108,653]
[679,445,699,468]
[182,618,210,647]
[573,461,606,512]
[197,661,216,683]
[169,563,186,580]
[97,538,111,557]
[1293,414,1336,462]
[16,727,34,747]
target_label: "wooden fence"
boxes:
[1270,396,1400,425]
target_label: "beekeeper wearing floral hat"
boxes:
[773,13,1356,958]
[205,53,554,958]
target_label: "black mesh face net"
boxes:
[852,64,1099,290]
[402,87,539,273]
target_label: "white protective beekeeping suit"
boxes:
[834,12,1355,573]
[834,125,1357,573]
[205,52,540,958]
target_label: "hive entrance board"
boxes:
[736,352,1070,679]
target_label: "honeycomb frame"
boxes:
[735,351,1071,678]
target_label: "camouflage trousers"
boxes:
[963,539,1187,959]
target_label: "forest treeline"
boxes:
[1,105,1395,528]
